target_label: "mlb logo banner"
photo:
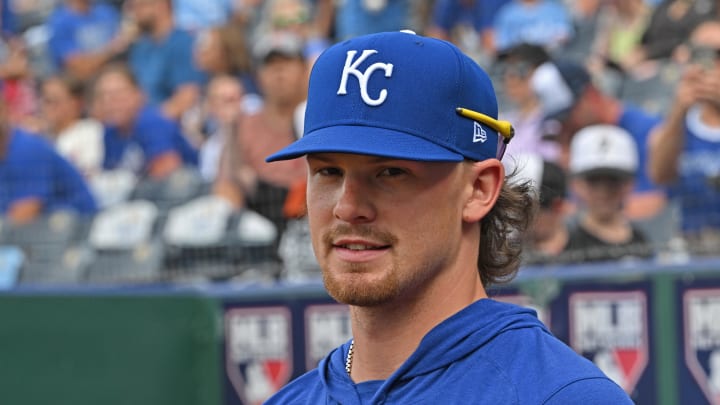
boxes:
[684,288,720,405]
[304,304,352,370]
[569,291,649,395]
[225,307,292,405]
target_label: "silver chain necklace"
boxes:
[345,340,354,376]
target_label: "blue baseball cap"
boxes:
[266,30,513,163]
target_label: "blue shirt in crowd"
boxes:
[493,0,572,51]
[672,106,720,233]
[128,28,206,106]
[102,104,198,174]
[431,0,510,34]
[266,299,632,404]
[617,104,664,195]
[47,2,120,71]
[0,129,97,216]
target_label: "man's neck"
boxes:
[347,260,487,382]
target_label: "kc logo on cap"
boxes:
[337,50,394,106]
[266,30,513,163]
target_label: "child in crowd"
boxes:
[566,124,654,262]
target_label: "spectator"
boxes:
[648,20,720,243]
[561,0,605,63]
[46,0,133,80]
[196,74,244,181]
[0,101,97,224]
[256,0,331,64]
[623,0,715,71]
[492,0,573,53]
[332,0,414,41]
[425,0,511,56]
[496,43,559,162]
[507,153,571,265]
[530,59,667,227]
[214,31,307,235]
[0,39,37,130]
[40,74,103,177]
[172,0,232,32]
[193,22,257,95]
[91,63,198,179]
[588,0,652,73]
[126,0,206,120]
[566,124,654,263]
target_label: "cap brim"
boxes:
[573,167,635,179]
[266,125,464,162]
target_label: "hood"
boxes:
[316,298,545,404]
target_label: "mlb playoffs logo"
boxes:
[569,291,648,394]
[305,304,352,370]
[225,307,292,405]
[685,289,720,405]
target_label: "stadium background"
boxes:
[2,0,720,404]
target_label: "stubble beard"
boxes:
[323,261,400,306]
[319,224,401,306]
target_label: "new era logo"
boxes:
[473,122,487,143]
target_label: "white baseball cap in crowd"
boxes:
[569,125,638,178]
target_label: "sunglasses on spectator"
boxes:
[456,107,515,160]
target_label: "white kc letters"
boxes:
[337,49,394,106]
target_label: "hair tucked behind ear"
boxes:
[477,172,537,287]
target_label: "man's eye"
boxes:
[379,168,406,177]
[318,167,343,176]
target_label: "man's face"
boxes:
[305,153,471,307]
[93,71,142,128]
[127,0,162,33]
[257,55,307,107]
[41,78,81,133]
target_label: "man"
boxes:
[0,99,96,224]
[264,30,631,403]
[530,58,669,242]
[648,20,720,243]
[92,63,198,179]
[126,0,206,120]
[47,0,132,80]
[214,31,307,236]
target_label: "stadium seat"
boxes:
[85,200,164,283]
[131,167,207,211]
[0,211,90,285]
[162,195,235,279]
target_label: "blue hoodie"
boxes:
[265,299,632,404]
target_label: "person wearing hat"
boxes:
[213,30,308,237]
[264,30,632,404]
[530,57,670,244]
[566,124,654,263]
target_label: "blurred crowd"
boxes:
[1,0,720,283]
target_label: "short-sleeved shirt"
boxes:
[47,3,120,70]
[0,129,97,215]
[128,29,206,106]
[616,104,664,194]
[672,106,720,233]
[102,104,198,174]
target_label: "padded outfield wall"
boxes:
[2,258,720,405]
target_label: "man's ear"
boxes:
[462,159,504,223]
